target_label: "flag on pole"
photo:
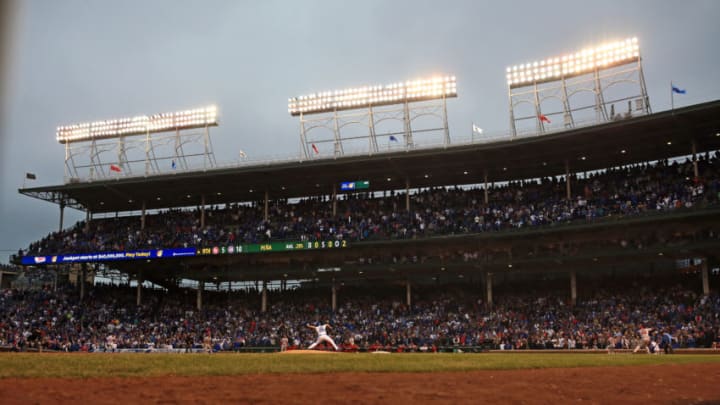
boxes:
[239,150,247,158]
[25,173,37,180]
[538,114,551,124]
[311,143,319,154]
[472,124,483,134]
[671,82,686,110]
[110,164,122,173]
[171,160,177,169]
[671,84,686,94]
[389,135,398,142]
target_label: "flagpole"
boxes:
[670,81,674,111]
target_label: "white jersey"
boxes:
[640,328,652,341]
[308,323,339,351]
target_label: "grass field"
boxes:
[1,352,719,378]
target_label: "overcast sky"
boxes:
[1,0,719,263]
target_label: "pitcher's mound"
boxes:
[281,350,338,354]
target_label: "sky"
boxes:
[1,0,719,263]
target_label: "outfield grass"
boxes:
[0,353,719,378]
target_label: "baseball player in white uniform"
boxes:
[307,322,339,351]
[633,325,654,354]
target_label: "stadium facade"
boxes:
[12,99,720,311]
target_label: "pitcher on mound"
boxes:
[307,322,339,351]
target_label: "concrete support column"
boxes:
[565,160,571,200]
[197,281,204,311]
[264,191,269,222]
[200,195,206,229]
[701,261,709,295]
[136,270,143,306]
[59,201,65,232]
[332,185,337,216]
[692,140,699,179]
[261,281,268,313]
[141,200,147,230]
[486,272,493,308]
[80,263,86,300]
[483,171,489,205]
[84,210,91,232]
[405,179,410,212]
[406,280,411,307]
[331,280,337,312]
[570,271,577,306]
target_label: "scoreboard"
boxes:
[196,239,348,256]
[340,180,370,191]
[21,240,349,265]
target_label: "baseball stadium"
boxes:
[2,3,720,404]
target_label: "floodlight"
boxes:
[506,37,641,88]
[288,76,457,116]
[56,105,219,144]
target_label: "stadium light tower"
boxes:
[507,37,650,137]
[288,76,457,159]
[58,106,218,181]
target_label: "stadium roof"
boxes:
[19,100,720,214]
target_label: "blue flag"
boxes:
[171,160,176,169]
[389,135,398,142]
[671,85,686,95]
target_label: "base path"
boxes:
[2,363,719,404]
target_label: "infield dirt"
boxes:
[2,363,719,404]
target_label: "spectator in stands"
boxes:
[17,155,720,258]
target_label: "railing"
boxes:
[8,346,716,354]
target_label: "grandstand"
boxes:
[5,38,720,355]
[11,99,720,312]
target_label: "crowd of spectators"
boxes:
[0,265,53,290]
[18,154,720,257]
[5,155,720,352]
[1,277,718,353]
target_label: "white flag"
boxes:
[239,150,247,158]
[472,124,483,134]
